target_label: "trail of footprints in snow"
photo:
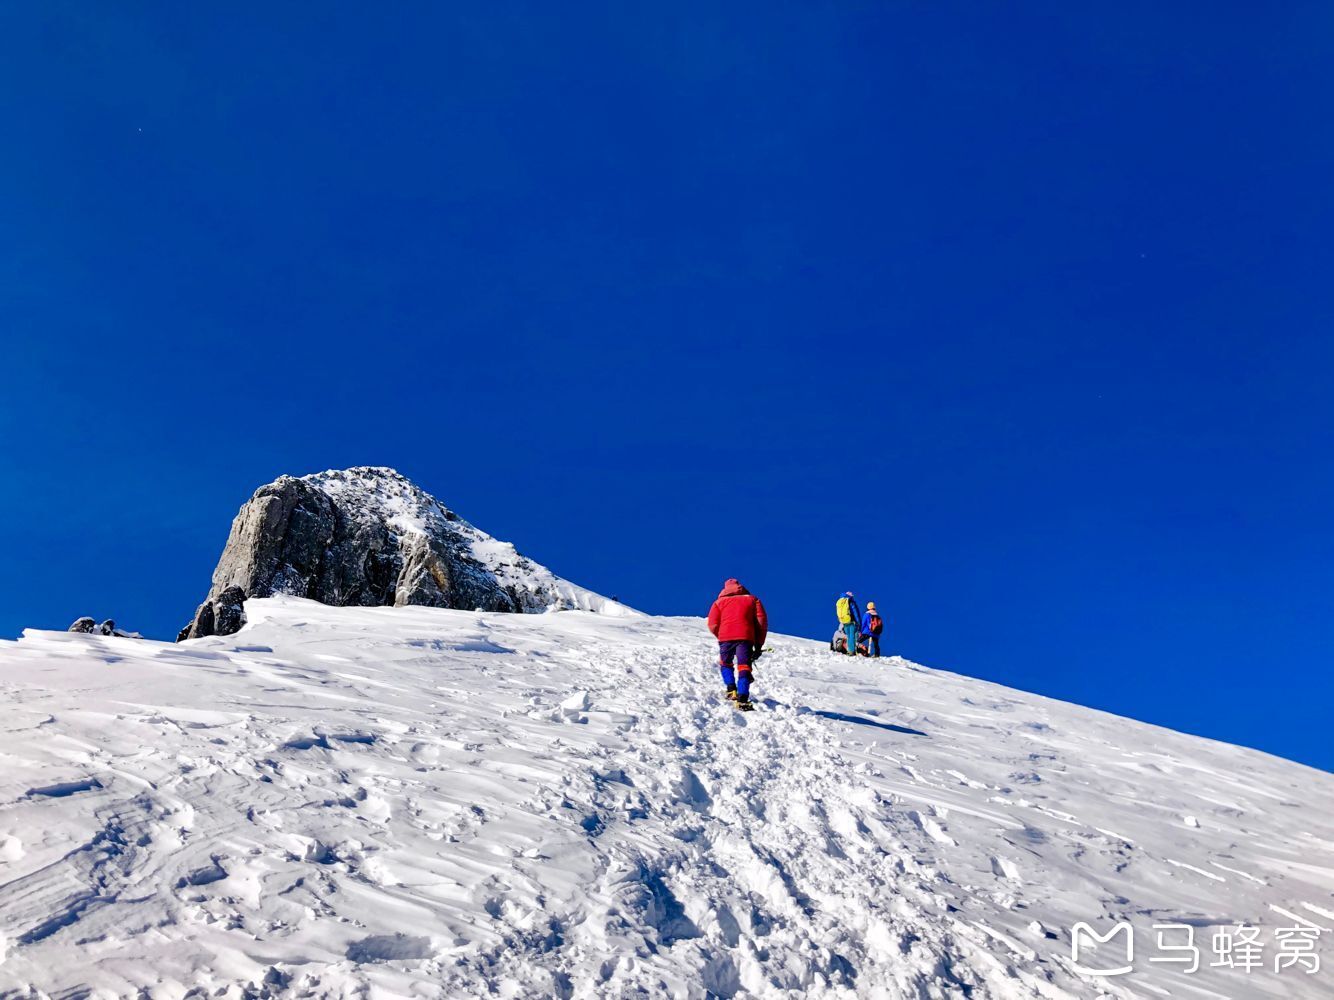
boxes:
[519,649,1010,997]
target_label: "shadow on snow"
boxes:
[754,700,928,736]
[810,709,927,737]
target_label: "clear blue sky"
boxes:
[3,4,1332,771]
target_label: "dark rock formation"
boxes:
[213,587,247,636]
[180,586,248,641]
[179,467,612,640]
[68,617,142,639]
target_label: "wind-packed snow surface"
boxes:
[0,599,1330,999]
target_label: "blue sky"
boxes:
[3,3,1332,771]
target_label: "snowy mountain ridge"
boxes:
[1,597,1331,999]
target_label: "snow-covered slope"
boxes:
[0,599,1330,999]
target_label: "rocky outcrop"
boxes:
[179,467,621,640]
[179,586,247,642]
[68,617,142,638]
[213,588,247,636]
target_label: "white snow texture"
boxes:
[0,598,1330,998]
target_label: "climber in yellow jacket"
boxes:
[835,592,860,656]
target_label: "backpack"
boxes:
[868,612,883,635]
[836,596,853,624]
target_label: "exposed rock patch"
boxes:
[68,617,142,638]
[180,586,247,641]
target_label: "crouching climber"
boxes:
[707,578,768,711]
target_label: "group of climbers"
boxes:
[832,591,884,658]
[706,579,886,710]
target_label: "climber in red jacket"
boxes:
[707,578,768,710]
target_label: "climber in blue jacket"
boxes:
[859,601,885,658]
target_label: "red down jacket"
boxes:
[707,579,768,647]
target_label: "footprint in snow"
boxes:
[27,778,102,799]
[345,933,434,963]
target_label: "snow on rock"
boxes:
[180,466,632,640]
[0,596,1331,998]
